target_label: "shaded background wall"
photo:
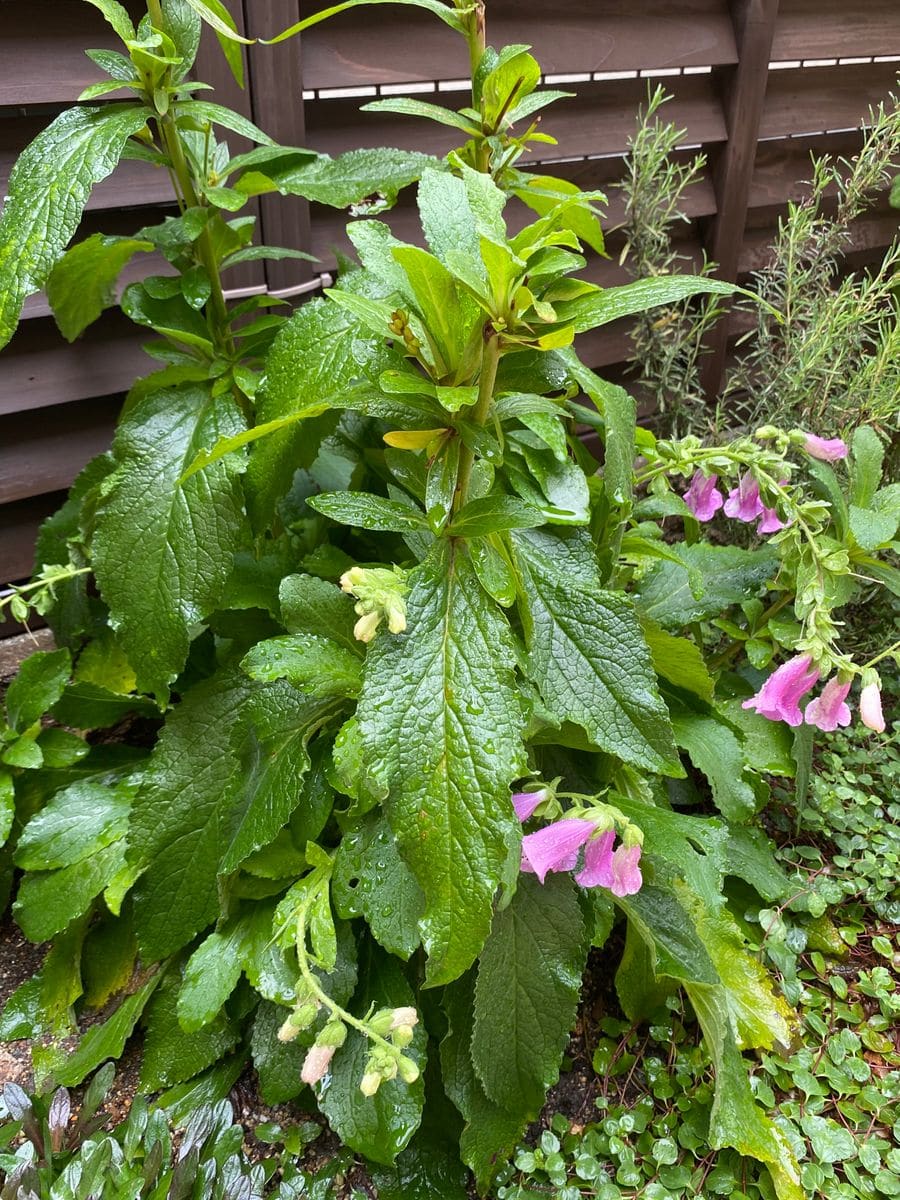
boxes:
[1,0,899,585]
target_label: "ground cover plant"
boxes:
[0,2,898,1197]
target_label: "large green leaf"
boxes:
[641,619,715,703]
[512,530,681,775]
[472,874,585,1114]
[441,975,529,1191]
[250,1001,305,1104]
[14,781,131,871]
[562,275,736,334]
[263,0,466,44]
[47,234,152,341]
[177,916,251,1032]
[93,384,245,699]
[635,543,779,629]
[222,683,338,872]
[14,840,125,942]
[560,350,635,511]
[140,972,238,1090]
[671,713,758,822]
[128,673,252,960]
[5,649,71,732]
[357,541,526,986]
[236,147,439,209]
[318,938,426,1164]
[52,973,162,1088]
[248,298,390,528]
[0,103,150,349]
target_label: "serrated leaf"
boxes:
[849,502,897,552]
[332,814,424,959]
[635,543,778,629]
[560,349,635,510]
[513,530,681,775]
[47,234,152,341]
[370,1069,468,1200]
[671,713,758,822]
[448,495,544,538]
[177,918,250,1031]
[280,574,359,653]
[238,147,439,209]
[317,938,426,1164]
[177,102,270,147]
[128,673,253,960]
[251,1001,305,1104]
[141,973,238,1090]
[472,874,585,1114]
[0,104,150,349]
[309,492,429,533]
[14,840,125,942]
[222,684,338,872]
[14,781,131,871]
[5,649,71,733]
[563,275,736,334]
[441,975,528,1191]
[85,0,136,40]
[53,974,162,1088]
[357,541,526,986]
[241,635,361,697]
[849,424,885,508]
[93,385,245,699]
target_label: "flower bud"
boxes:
[397,1055,420,1084]
[754,425,780,440]
[859,680,885,733]
[360,1070,382,1097]
[301,1043,336,1085]
[389,1007,418,1032]
[392,1025,414,1048]
[278,1017,301,1043]
[317,1018,347,1048]
[353,610,381,644]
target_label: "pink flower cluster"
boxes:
[513,793,642,897]
[742,655,885,733]
[682,433,848,534]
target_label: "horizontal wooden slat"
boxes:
[297,0,736,91]
[773,0,900,62]
[0,396,120,505]
[0,493,68,582]
[761,62,900,140]
[306,73,727,159]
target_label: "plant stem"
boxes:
[466,1,489,173]
[454,328,500,512]
[863,638,900,670]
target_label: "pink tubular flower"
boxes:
[724,474,765,523]
[684,471,724,522]
[859,682,886,733]
[511,790,546,821]
[804,677,852,732]
[610,844,643,897]
[521,819,594,883]
[301,1044,336,1085]
[742,654,820,726]
[757,505,785,534]
[574,830,615,889]
[803,434,848,462]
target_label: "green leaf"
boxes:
[635,543,778,629]
[162,0,203,73]
[140,972,238,1090]
[85,0,136,40]
[392,245,479,373]
[0,771,13,849]
[318,938,426,1164]
[5,649,71,732]
[0,922,87,1041]
[177,100,272,145]
[14,841,124,942]
[472,874,585,1114]
[93,385,245,699]
[53,974,162,1088]
[370,1066,468,1200]
[128,673,252,960]
[180,0,247,85]
[362,96,479,134]
[241,635,361,697]
[14,781,131,871]
[563,276,737,334]
[332,814,424,959]
[52,682,157,731]
[513,530,681,775]
[441,975,529,1191]
[357,541,526,986]
[309,492,429,533]
[238,147,440,209]
[0,104,150,350]
[280,574,359,654]
[177,917,249,1031]
[641,619,714,703]
[417,168,487,295]
[263,0,466,44]
[560,350,635,510]
[251,1001,305,1103]
[671,713,758,822]
[716,698,795,776]
[448,495,544,538]
[222,684,338,872]
[616,880,718,985]
[47,234,152,340]
[849,424,884,507]
[155,1055,245,1122]
[849,503,897,552]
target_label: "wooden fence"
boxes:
[1,0,899,584]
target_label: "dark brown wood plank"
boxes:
[773,0,900,61]
[0,493,68,583]
[0,396,120,506]
[292,0,736,91]
[761,61,900,139]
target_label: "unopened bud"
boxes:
[755,425,779,440]
[397,1055,420,1084]
[389,1007,418,1032]
[392,1025,414,1048]
[360,1070,382,1097]
[353,610,381,643]
[301,1043,336,1085]
[278,1018,301,1043]
[369,1008,395,1038]
[317,1018,347,1049]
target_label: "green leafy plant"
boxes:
[0,3,898,1199]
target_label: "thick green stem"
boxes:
[453,328,501,513]
[466,1,489,173]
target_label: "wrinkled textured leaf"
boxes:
[472,874,585,1113]
[94,385,245,699]
[280,574,359,653]
[128,673,252,960]
[565,275,735,334]
[141,973,238,1090]
[251,1001,306,1103]
[15,781,131,871]
[0,104,150,349]
[671,713,758,821]
[53,974,162,1087]
[177,917,250,1031]
[14,840,125,942]
[241,634,361,696]
[513,531,681,775]
[636,543,779,629]
[5,649,71,733]
[238,147,438,209]
[47,234,152,341]
[357,542,526,986]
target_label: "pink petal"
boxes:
[803,434,848,462]
[859,682,885,733]
[757,505,785,534]
[804,678,852,732]
[742,654,820,726]
[610,845,643,897]
[521,819,595,884]
[512,790,546,821]
[724,474,765,523]
[684,472,724,522]
[301,1044,335,1085]
[574,830,616,888]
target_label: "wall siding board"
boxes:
[1,0,898,584]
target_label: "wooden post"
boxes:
[701,0,780,399]
[244,0,315,291]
